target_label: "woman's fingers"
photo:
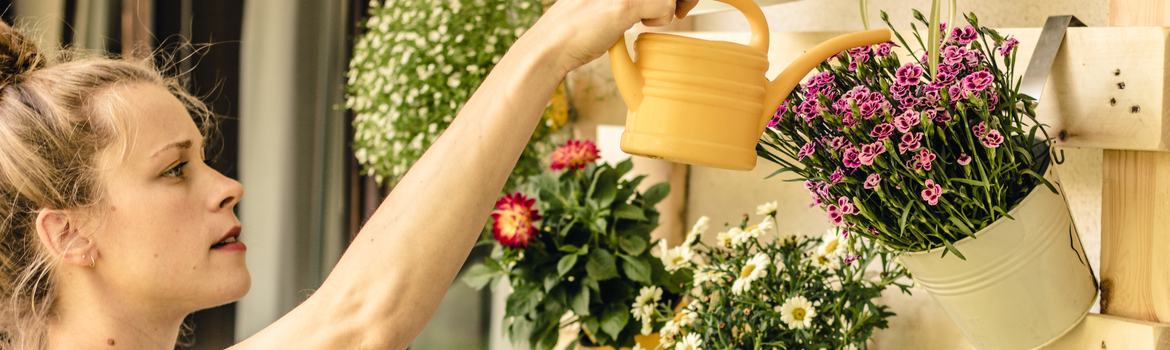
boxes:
[676,0,700,19]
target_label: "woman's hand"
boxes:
[532,0,700,76]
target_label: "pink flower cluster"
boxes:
[765,21,1025,230]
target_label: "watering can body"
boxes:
[609,0,891,170]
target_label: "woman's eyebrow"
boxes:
[150,140,193,159]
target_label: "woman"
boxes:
[0,0,697,348]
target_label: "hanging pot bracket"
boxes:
[1019,15,1087,110]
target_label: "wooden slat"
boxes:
[1040,314,1170,349]
[678,28,1170,151]
[1100,0,1170,326]
[1100,150,1170,322]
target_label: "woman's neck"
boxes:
[47,270,188,350]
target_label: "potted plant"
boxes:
[347,0,568,191]
[756,8,1097,350]
[464,140,691,350]
[644,205,910,350]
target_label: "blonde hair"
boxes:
[0,21,214,349]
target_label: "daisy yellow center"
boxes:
[740,264,756,278]
[745,225,758,231]
[793,308,806,320]
[817,255,831,264]
[823,240,838,253]
[669,255,686,266]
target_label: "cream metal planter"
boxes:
[897,183,1098,350]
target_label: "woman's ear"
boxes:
[35,209,96,268]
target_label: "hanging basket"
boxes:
[897,173,1098,350]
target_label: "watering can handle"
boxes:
[609,0,771,111]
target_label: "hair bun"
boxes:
[0,21,45,87]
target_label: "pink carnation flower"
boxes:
[958,153,972,165]
[982,130,1004,148]
[864,173,881,189]
[859,142,886,166]
[798,141,817,161]
[898,132,924,154]
[843,148,862,168]
[894,111,922,133]
[829,169,845,184]
[870,123,895,140]
[921,179,942,206]
[972,122,989,138]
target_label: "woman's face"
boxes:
[90,83,248,314]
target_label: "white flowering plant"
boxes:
[347,0,568,190]
[647,204,911,350]
[463,141,692,350]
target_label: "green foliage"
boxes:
[463,158,685,349]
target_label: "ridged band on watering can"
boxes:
[897,183,1097,350]
[607,0,892,171]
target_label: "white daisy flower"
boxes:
[779,295,817,329]
[756,201,778,216]
[730,227,754,247]
[810,251,840,270]
[675,333,703,350]
[693,268,722,285]
[677,308,698,326]
[660,240,694,272]
[819,228,846,257]
[641,317,653,335]
[631,286,662,321]
[732,253,770,295]
[684,216,710,246]
[716,229,736,248]
[660,319,681,345]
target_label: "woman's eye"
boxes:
[163,162,188,178]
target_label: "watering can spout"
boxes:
[757,29,892,137]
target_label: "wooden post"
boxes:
[1101,0,1170,323]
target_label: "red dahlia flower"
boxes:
[550,140,600,171]
[491,192,542,249]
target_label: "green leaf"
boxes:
[591,168,619,208]
[618,254,652,284]
[544,273,559,292]
[948,216,976,238]
[641,182,671,208]
[461,264,501,290]
[1023,170,1059,194]
[618,235,647,255]
[570,283,590,316]
[558,245,580,254]
[557,254,579,277]
[950,177,990,187]
[586,249,619,281]
[600,303,630,339]
[615,157,634,177]
[583,275,601,293]
[614,203,647,221]
[942,239,967,260]
[506,283,544,316]
[899,200,914,236]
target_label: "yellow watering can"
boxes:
[609,0,891,170]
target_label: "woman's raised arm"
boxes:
[232,1,696,349]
